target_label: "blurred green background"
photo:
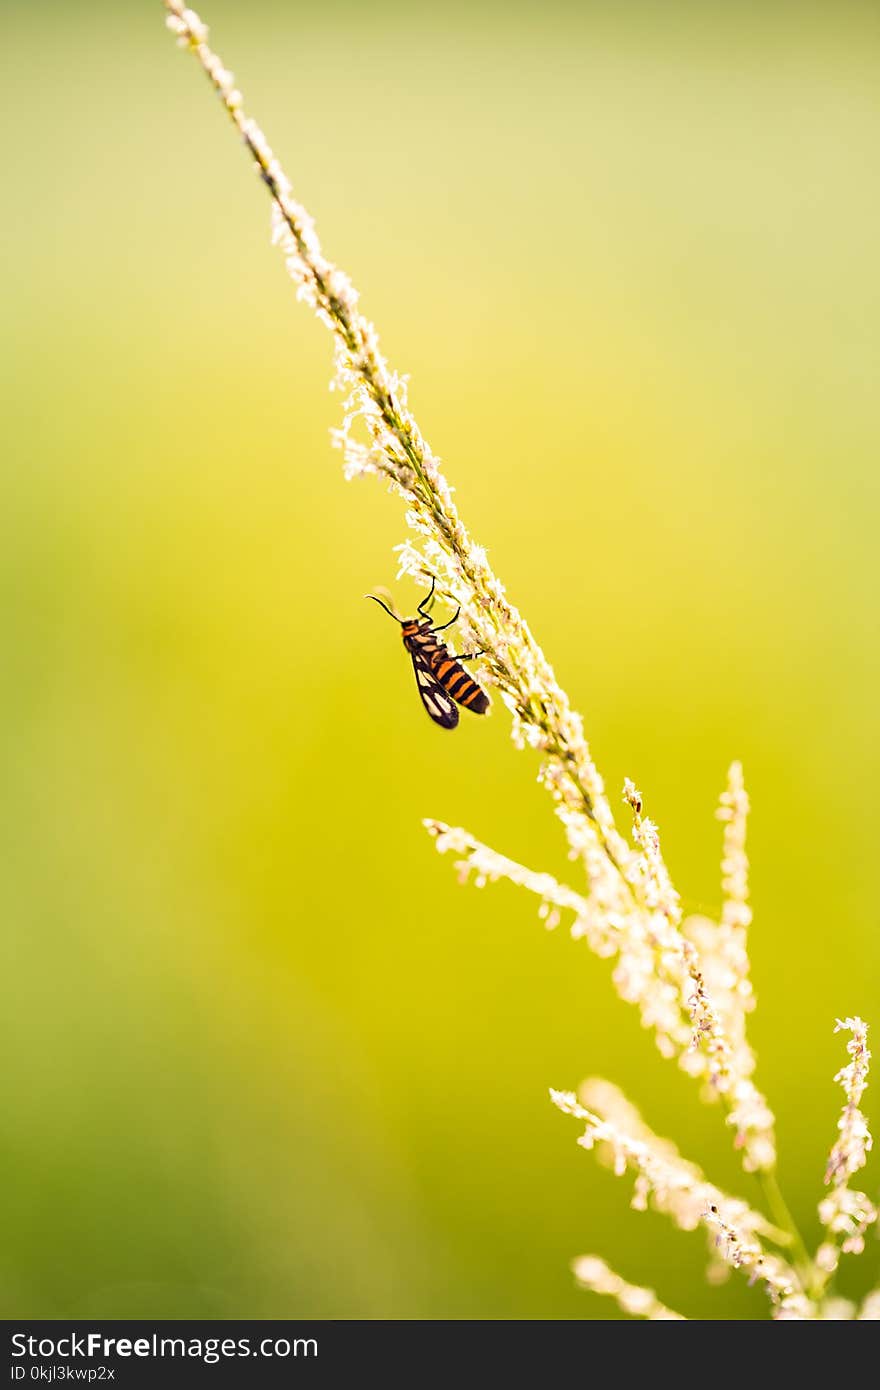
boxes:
[2,0,878,1320]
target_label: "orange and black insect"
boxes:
[367,579,490,730]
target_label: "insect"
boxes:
[367,579,490,729]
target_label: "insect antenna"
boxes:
[365,593,402,623]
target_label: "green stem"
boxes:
[755,1166,817,1296]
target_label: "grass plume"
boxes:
[162,2,878,1319]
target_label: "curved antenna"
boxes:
[365,594,402,623]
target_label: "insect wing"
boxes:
[411,649,459,728]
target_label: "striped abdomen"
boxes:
[427,649,489,711]
[402,620,490,714]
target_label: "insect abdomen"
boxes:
[401,616,489,724]
[429,652,490,712]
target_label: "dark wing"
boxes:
[410,648,459,729]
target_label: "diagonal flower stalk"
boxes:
[424,817,725,1077]
[571,1256,686,1320]
[550,1086,807,1317]
[161,0,754,1146]
[425,790,777,1176]
[159,3,877,1316]
[161,1,635,893]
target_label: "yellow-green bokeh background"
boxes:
[3,0,879,1319]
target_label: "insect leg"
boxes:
[431,606,461,633]
[417,576,437,616]
[448,649,486,662]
